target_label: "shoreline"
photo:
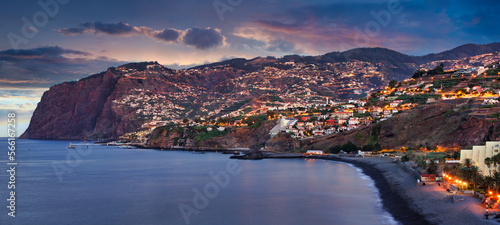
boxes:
[305,155,497,225]
[232,152,431,224]
[317,156,434,225]
[24,139,497,224]
[255,153,496,225]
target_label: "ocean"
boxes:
[0,138,398,225]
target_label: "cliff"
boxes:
[21,70,118,139]
[20,62,175,140]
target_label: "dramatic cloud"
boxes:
[233,20,359,55]
[0,46,90,62]
[152,28,181,42]
[0,46,123,89]
[58,22,225,50]
[232,1,443,55]
[84,21,134,35]
[183,28,225,50]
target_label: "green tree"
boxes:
[412,70,427,78]
[217,117,231,124]
[427,160,438,174]
[389,80,398,89]
[436,64,444,74]
[267,111,278,119]
[485,157,493,176]
[328,145,342,154]
[483,176,494,193]
[341,141,358,153]
[493,172,500,194]
[183,118,189,124]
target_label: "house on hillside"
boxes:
[331,112,353,119]
[383,110,392,117]
[342,104,356,109]
[312,130,325,136]
[348,118,359,125]
[326,119,336,126]
[326,127,336,135]
[483,98,499,105]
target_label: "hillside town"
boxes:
[116,55,500,144]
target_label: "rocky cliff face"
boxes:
[21,70,118,139]
[20,62,174,140]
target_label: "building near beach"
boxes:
[305,150,324,155]
[460,141,500,176]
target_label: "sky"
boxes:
[1,0,499,136]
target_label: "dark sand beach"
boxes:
[335,157,498,225]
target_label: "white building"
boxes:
[305,150,324,155]
[460,141,500,176]
[269,117,298,138]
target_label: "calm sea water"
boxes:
[0,138,398,225]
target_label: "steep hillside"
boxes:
[301,99,500,151]
[146,120,276,149]
[421,42,500,61]
[21,43,500,140]
[21,62,178,139]
[20,70,121,139]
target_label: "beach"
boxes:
[339,157,498,225]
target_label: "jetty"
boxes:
[68,142,90,149]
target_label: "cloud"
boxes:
[58,22,225,50]
[84,21,134,35]
[58,27,85,35]
[266,39,295,52]
[232,2,444,55]
[182,27,225,50]
[0,46,89,62]
[233,20,358,55]
[151,28,181,42]
[0,46,124,89]
[0,102,37,111]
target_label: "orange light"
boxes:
[490,191,493,195]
